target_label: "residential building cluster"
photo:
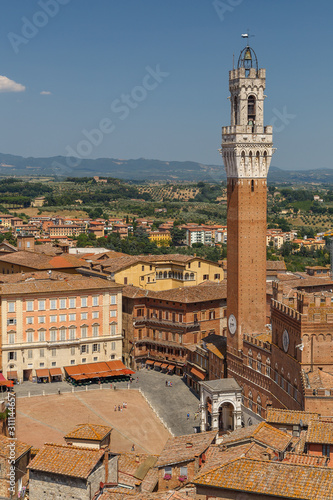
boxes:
[8,407,333,499]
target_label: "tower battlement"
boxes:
[229,67,266,80]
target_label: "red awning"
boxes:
[122,369,135,375]
[154,361,162,367]
[146,360,154,365]
[36,369,50,378]
[49,368,62,377]
[7,371,18,380]
[167,365,175,371]
[190,367,206,381]
[0,373,6,382]
[160,363,168,369]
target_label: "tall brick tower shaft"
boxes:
[221,46,274,352]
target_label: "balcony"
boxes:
[134,316,199,330]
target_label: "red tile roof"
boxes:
[28,443,105,479]
[306,421,333,445]
[220,422,292,453]
[64,423,112,441]
[195,457,333,499]
[157,431,216,467]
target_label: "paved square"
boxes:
[17,388,170,454]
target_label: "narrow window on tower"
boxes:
[251,180,254,192]
[248,95,256,131]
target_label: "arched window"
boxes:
[263,151,267,169]
[168,271,172,278]
[257,395,262,416]
[248,95,256,130]
[255,151,260,169]
[190,272,194,280]
[249,151,253,168]
[248,349,253,368]
[266,358,271,377]
[251,179,254,192]
[158,271,162,279]
[185,273,189,280]
[281,367,285,390]
[241,151,245,169]
[248,391,253,411]
[257,353,262,373]
[163,271,167,279]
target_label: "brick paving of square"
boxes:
[16,388,170,454]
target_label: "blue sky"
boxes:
[0,0,332,171]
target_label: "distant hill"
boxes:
[0,152,332,184]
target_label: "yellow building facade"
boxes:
[111,256,224,290]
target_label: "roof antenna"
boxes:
[233,53,235,70]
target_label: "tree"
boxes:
[170,227,186,246]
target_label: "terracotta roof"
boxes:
[0,250,84,269]
[220,422,292,453]
[266,408,320,426]
[266,260,287,271]
[64,423,112,441]
[283,452,327,466]
[306,421,333,445]
[205,343,224,359]
[123,282,227,303]
[117,453,158,489]
[28,443,105,479]
[199,442,274,475]
[0,271,122,295]
[157,431,216,467]
[0,434,31,461]
[194,457,333,499]
[87,253,215,274]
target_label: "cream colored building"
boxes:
[81,254,224,291]
[1,272,123,382]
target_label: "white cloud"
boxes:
[0,75,25,93]
[40,91,52,95]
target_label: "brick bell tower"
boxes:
[221,45,274,352]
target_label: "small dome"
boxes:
[237,45,258,73]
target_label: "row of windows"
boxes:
[138,329,182,343]
[7,324,118,344]
[15,310,117,326]
[7,295,117,313]
[8,343,117,362]
[136,309,216,322]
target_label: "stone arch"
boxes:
[218,400,236,432]
[318,334,325,342]
[200,379,242,433]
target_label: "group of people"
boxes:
[165,380,173,387]
[114,402,127,411]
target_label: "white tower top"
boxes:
[221,45,274,179]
